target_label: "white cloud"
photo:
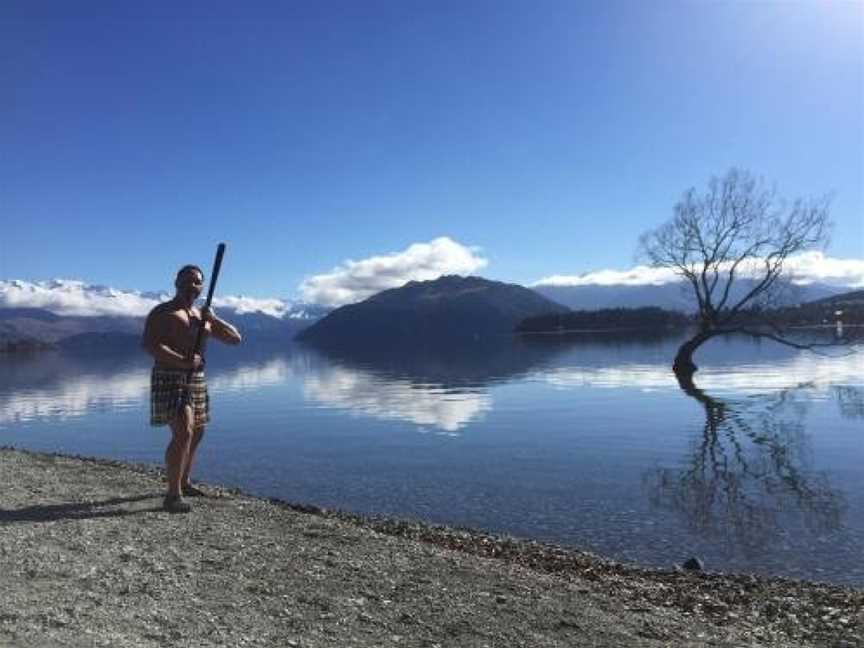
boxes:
[298,237,488,307]
[783,251,864,288]
[532,252,864,289]
[211,295,291,318]
[533,266,678,287]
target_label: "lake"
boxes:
[1,332,862,586]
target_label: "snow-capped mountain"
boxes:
[0,279,330,350]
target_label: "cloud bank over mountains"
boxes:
[532,252,864,289]
[1,239,861,318]
[0,280,163,318]
[0,280,298,319]
[533,266,679,287]
[782,252,864,287]
[298,237,489,307]
[211,295,296,319]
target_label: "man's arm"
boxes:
[202,307,242,345]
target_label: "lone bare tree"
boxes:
[639,168,831,377]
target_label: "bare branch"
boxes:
[736,328,856,355]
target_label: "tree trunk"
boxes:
[673,330,714,378]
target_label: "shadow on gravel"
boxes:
[0,495,162,523]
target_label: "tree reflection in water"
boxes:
[644,373,855,555]
[833,385,864,420]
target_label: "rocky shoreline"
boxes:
[1,447,861,647]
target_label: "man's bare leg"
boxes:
[181,426,205,494]
[165,406,194,501]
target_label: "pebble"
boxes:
[682,557,704,572]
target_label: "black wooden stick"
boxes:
[188,242,226,375]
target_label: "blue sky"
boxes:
[2,1,862,303]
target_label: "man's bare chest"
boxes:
[165,309,203,349]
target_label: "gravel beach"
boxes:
[1,447,861,648]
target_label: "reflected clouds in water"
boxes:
[833,385,864,420]
[0,353,303,426]
[539,349,863,395]
[208,356,296,392]
[302,364,492,433]
[0,348,503,433]
[296,339,569,433]
[0,367,148,424]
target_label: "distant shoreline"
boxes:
[518,323,864,336]
[517,326,685,335]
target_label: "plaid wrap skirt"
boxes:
[150,367,210,428]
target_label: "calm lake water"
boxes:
[1,333,862,586]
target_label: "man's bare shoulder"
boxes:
[146,301,181,320]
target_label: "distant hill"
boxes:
[805,289,864,308]
[0,308,62,322]
[532,281,847,312]
[767,289,864,327]
[534,283,695,312]
[57,332,144,354]
[0,309,143,344]
[297,275,569,348]
[517,306,691,334]
[0,328,55,353]
[214,307,327,345]
[515,288,864,339]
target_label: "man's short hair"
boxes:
[176,264,205,282]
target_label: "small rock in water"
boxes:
[682,557,704,572]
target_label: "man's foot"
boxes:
[181,482,207,498]
[163,494,192,514]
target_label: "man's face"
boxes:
[176,270,204,301]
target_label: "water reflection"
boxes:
[209,356,296,392]
[0,365,148,424]
[644,377,854,554]
[0,341,564,433]
[4,338,859,435]
[303,366,492,433]
[307,338,568,386]
[833,385,864,420]
[299,340,567,432]
[0,351,308,425]
[538,346,862,394]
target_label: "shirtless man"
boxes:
[142,264,242,513]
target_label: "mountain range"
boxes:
[532,280,847,311]
[0,304,326,353]
[1,276,859,353]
